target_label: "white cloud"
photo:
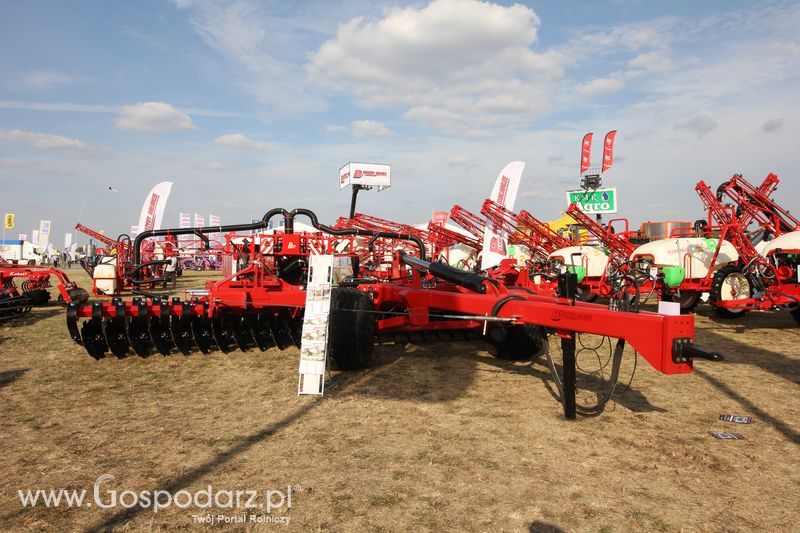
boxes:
[5,70,88,91]
[180,1,322,112]
[761,118,784,134]
[310,0,565,135]
[114,102,197,131]
[324,124,349,134]
[213,133,267,150]
[0,128,87,150]
[578,76,625,96]
[628,51,676,74]
[351,120,391,139]
[674,111,718,137]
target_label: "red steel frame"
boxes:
[449,205,487,243]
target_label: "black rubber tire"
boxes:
[576,288,597,303]
[791,306,800,327]
[57,288,90,306]
[661,290,700,313]
[488,324,546,360]
[327,288,375,370]
[709,264,751,318]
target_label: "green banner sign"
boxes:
[566,187,618,214]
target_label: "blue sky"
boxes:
[1,0,798,244]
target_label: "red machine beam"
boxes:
[695,180,762,266]
[75,223,118,248]
[450,205,487,242]
[426,221,481,250]
[565,203,636,258]
[717,173,799,235]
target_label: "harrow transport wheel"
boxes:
[58,288,90,305]
[709,264,752,318]
[487,324,546,360]
[327,288,375,370]
[170,300,195,355]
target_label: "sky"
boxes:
[1,0,798,245]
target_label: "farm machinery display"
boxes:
[65,207,722,418]
[0,260,88,320]
[75,222,217,296]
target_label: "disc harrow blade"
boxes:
[212,313,237,353]
[128,298,153,357]
[66,302,82,345]
[290,316,304,348]
[104,298,130,358]
[191,302,215,354]
[232,313,257,352]
[171,298,195,355]
[81,302,108,360]
[270,312,295,350]
[150,298,174,356]
[251,312,276,351]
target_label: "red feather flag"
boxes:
[580,132,593,174]
[602,130,617,172]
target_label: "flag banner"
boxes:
[480,161,524,270]
[64,233,73,248]
[4,213,14,229]
[19,234,27,242]
[131,225,139,235]
[32,230,39,244]
[580,132,593,174]
[38,220,51,246]
[194,214,205,228]
[208,214,221,241]
[179,213,191,228]
[136,181,173,233]
[602,130,617,172]
[432,211,448,227]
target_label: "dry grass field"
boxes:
[0,268,798,531]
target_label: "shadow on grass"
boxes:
[0,368,28,389]
[530,521,565,533]
[697,328,800,387]
[345,335,665,414]
[1,307,63,327]
[85,371,368,531]
[694,368,799,445]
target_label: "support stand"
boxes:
[561,335,577,420]
[349,185,371,219]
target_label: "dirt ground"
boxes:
[0,268,798,532]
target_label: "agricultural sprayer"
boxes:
[65,207,721,418]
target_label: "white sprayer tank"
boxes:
[760,231,800,256]
[93,256,118,294]
[548,246,609,277]
[631,238,738,279]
